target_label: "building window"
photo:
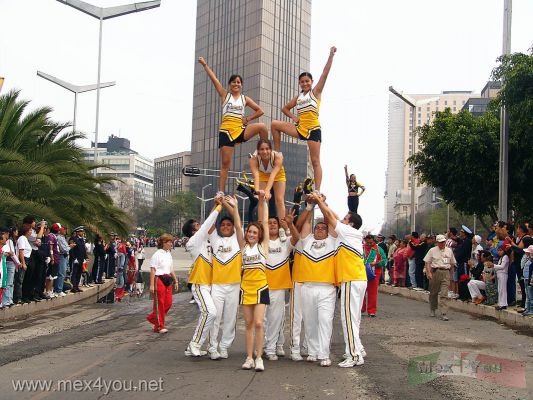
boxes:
[445,100,448,105]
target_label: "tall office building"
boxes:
[384,91,475,226]
[190,0,311,206]
[154,151,191,203]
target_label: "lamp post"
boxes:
[235,194,249,225]
[197,184,212,222]
[56,0,161,168]
[498,0,512,221]
[36,71,115,133]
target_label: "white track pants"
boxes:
[289,282,307,355]
[190,284,216,347]
[209,283,240,352]
[496,272,508,307]
[467,280,486,300]
[340,280,367,359]
[264,289,286,355]
[301,282,336,360]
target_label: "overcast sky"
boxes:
[1,0,532,232]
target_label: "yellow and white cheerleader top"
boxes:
[295,90,321,138]
[219,93,246,141]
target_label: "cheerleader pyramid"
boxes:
[182,47,369,371]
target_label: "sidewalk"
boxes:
[378,284,533,330]
[0,279,114,322]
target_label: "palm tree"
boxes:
[0,89,130,236]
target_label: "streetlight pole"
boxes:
[389,86,417,233]
[56,0,161,169]
[36,71,115,133]
[199,184,212,222]
[498,0,512,222]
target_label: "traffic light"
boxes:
[182,166,201,177]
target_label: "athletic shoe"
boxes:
[320,358,332,367]
[219,349,229,359]
[361,348,367,358]
[159,328,168,334]
[369,313,376,318]
[242,357,255,370]
[430,310,436,317]
[189,299,196,304]
[306,356,317,362]
[290,353,303,361]
[186,343,203,357]
[447,290,454,298]
[495,306,507,311]
[338,355,364,368]
[441,314,449,321]
[57,292,66,297]
[255,357,265,371]
[184,348,207,357]
[265,353,278,361]
[413,287,424,291]
[209,350,221,360]
[276,345,285,357]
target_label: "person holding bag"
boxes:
[146,234,179,334]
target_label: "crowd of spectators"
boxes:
[378,221,533,316]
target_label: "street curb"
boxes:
[378,284,533,330]
[0,279,114,322]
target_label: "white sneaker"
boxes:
[189,299,196,304]
[361,348,367,358]
[186,343,202,357]
[265,353,278,361]
[279,228,287,243]
[430,310,436,317]
[447,290,454,299]
[159,328,168,334]
[57,292,66,297]
[209,350,221,360]
[255,357,265,371]
[306,355,317,362]
[184,348,207,357]
[219,349,229,359]
[276,345,285,357]
[242,357,255,370]
[338,356,364,368]
[290,353,303,361]
[320,358,332,367]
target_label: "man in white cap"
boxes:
[424,234,456,320]
[471,234,483,262]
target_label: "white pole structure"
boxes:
[498,0,512,222]
[235,194,249,225]
[197,184,212,222]
[36,71,115,133]
[56,0,161,170]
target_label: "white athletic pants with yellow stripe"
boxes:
[290,282,307,355]
[209,283,240,353]
[264,289,286,355]
[190,284,216,347]
[301,282,336,360]
[340,280,367,360]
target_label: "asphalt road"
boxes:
[0,289,531,400]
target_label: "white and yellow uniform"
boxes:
[208,231,242,354]
[264,237,292,356]
[251,150,286,182]
[219,93,246,142]
[295,90,321,138]
[299,234,337,360]
[240,243,269,305]
[186,209,219,350]
[335,222,367,361]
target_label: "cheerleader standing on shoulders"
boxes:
[228,192,270,371]
[270,46,337,193]
[146,234,179,334]
[198,57,268,197]
[344,165,365,214]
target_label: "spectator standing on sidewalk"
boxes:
[16,224,32,303]
[70,226,88,293]
[0,227,9,306]
[376,235,388,284]
[1,227,18,307]
[91,234,106,284]
[424,234,456,321]
[22,216,45,302]
[136,243,146,270]
[393,239,408,287]
[386,236,397,286]
[494,241,511,310]
[362,235,384,317]
[413,234,428,290]
[407,232,420,289]
[521,245,533,316]
[54,225,69,296]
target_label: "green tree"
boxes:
[409,49,533,224]
[0,89,130,236]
